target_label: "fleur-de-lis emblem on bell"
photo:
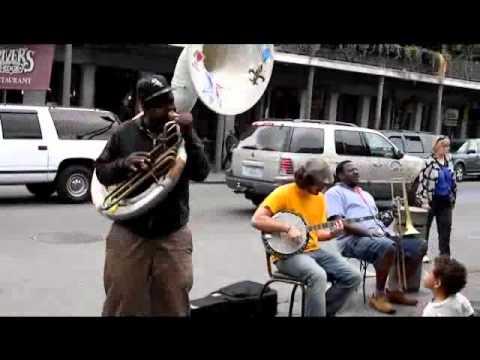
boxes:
[249,64,265,85]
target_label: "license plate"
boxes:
[242,166,263,178]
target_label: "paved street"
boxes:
[0,179,479,316]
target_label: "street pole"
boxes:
[435,83,444,135]
[374,76,384,129]
[215,114,226,172]
[62,44,73,106]
[305,66,315,119]
[2,90,6,104]
[434,45,447,135]
[265,87,271,118]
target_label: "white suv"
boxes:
[0,105,119,203]
[226,119,425,208]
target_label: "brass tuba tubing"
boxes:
[102,122,181,210]
[103,149,177,210]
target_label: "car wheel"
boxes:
[26,183,56,199]
[56,165,93,203]
[455,164,465,182]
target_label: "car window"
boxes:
[467,141,478,153]
[451,140,466,153]
[0,112,42,139]
[335,130,369,156]
[456,141,469,154]
[238,125,291,152]
[389,136,404,152]
[290,127,324,154]
[49,109,118,140]
[405,135,424,153]
[363,132,395,158]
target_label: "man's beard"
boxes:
[343,179,357,187]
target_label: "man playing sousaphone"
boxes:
[95,75,210,316]
[251,159,361,317]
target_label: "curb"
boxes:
[190,177,226,184]
[193,180,226,185]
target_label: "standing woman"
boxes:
[416,136,457,262]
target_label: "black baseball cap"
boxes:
[136,75,172,107]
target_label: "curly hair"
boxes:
[433,256,467,297]
[294,159,332,190]
[294,165,314,189]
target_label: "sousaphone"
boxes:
[91,44,275,221]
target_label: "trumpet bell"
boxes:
[403,224,420,236]
[399,205,428,237]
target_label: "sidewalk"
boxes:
[275,264,480,317]
[198,171,226,184]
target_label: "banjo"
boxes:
[262,211,390,259]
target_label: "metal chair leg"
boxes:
[288,284,298,317]
[261,278,307,317]
[259,281,274,299]
[259,280,275,316]
[300,285,306,317]
[362,262,367,304]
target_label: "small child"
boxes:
[422,256,474,317]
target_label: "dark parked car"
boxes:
[452,139,480,181]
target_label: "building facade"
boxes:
[5,44,480,171]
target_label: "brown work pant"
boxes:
[102,222,193,316]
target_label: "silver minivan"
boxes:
[382,130,440,159]
[226,120,425,208]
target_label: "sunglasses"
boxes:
[435,136,449,144]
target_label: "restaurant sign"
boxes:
[0,44,55,90]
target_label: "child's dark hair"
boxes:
[433,256,467,297]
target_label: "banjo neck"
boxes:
[306,215,377,232]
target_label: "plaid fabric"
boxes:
[416,155,457,205]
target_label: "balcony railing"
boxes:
[275,44,480,83]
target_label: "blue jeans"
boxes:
[275,248,361,317]
[341,236,427,267]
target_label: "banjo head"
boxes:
[264,212,308,257]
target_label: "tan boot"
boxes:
[386,289,418,306]
[368,294,396,314]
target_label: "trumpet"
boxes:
[390,180,420,291]
[390,181,420,237]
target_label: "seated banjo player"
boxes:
[251,158,361,317]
